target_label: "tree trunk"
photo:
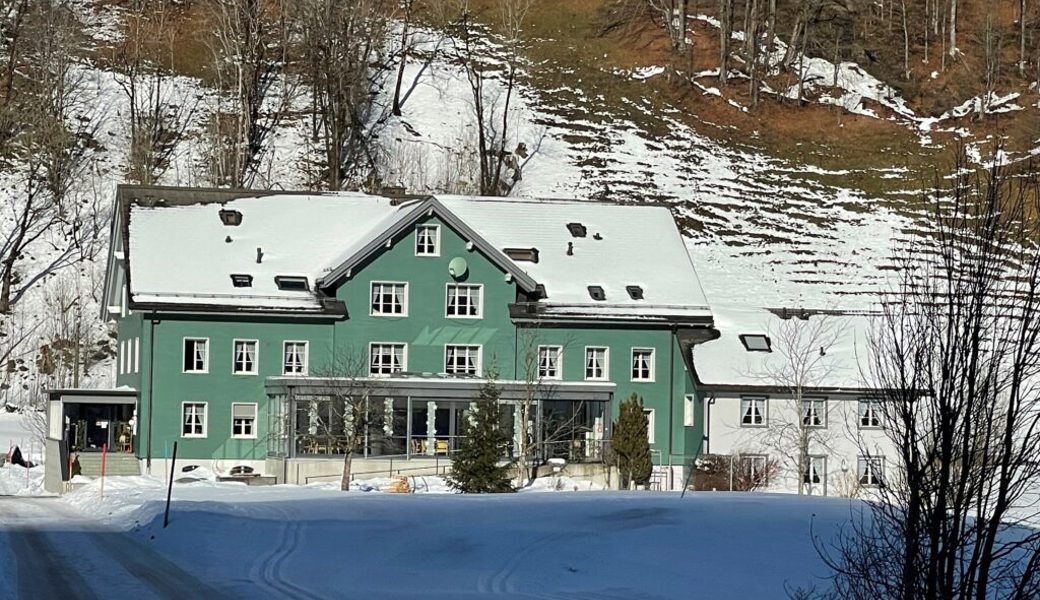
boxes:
[341,451,353,491]
[948,0,957,58]
[719,0,732,85]
[1020,0,1028,76]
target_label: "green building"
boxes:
[89,185,714,488]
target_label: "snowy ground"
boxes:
[0,474,867,599]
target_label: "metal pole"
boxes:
[100,443,108,499]
[163,441,178,528]
[729,454,733,491]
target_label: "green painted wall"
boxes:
[124,215,703,464]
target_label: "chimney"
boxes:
[566,242,574,256]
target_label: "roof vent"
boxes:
[566,242,574,256]
[230,274,253,288]
[566,222,587,238]
[739,334,772,352]
[219,209,243,226]
[256,247,263,264]
[626,285,644,300]
[593,233,603,240]
[588,285,606,301]
[275,276,309,292]
[504,247,539,263]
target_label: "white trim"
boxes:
[232,339,260,375]
[630,347,656,382]
[444,344,482,376]
[181,401,208,438]
[133,338,140,374]
[368,341,409,376]
[415,223,441,257]
[584,346,609,381]
[282,340,309,376]
[230,402,258,439]
[444,283,484,319]
[643,408,656,444]
[182,337,210,374]
[369,281,409,317]
[683,394,696,427]
[537,345,563,380]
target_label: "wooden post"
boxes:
[163,441,177,528]
[100,443,108,499]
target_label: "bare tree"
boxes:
[820,154,1040,600]
[207,0,296,188]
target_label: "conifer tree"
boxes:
[613,393,653,490]
[447,378,515,493]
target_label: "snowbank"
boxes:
[0,463,50,497]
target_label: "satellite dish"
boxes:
[448,257,468,279]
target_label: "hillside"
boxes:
[0,0,1033,403]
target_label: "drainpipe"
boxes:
[146,314,158,474]
[668,325,677,459]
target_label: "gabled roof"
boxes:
[317,196,539,293]
[115,186,712,320]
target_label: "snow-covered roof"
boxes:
[128,192,398,312]
[123,189,710,320]
[692,304,876,392]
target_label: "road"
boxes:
[0,497,233,599]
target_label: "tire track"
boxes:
[250,507,323,600]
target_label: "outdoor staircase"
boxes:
[76,453,141,477]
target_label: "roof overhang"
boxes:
[46,388,138,405]
[317,197,540,293]
[510,303,714,327]
[128,298,347,319]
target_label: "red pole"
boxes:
[101,443,108,499]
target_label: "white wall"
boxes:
[703,391,893,497]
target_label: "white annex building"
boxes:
[691,304,894,496]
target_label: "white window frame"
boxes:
[584,346,609,381]
[630,347,655,382]
[644,408,655,444]
[445,283,484,319]
[133,338,140,374]
[859,399,882,429]
[537,345,563,380]
[232,339,259,375]
[444,344,482,376]
[181,402,208,438]
[740,396,767,427]
[282,341,309,376]
[231,402,258,439]
[369,342,408,376]
[182,338,209,374]
[742,454,769,484]
[415,224,440,256]
[683,394,696,427]
[802,397,827,428]
[370,281,408,317]
[118,340,125,375]
[804,455,827,488]
[859,456,884,487]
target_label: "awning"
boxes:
[265,376,615,403]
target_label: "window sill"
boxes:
[231,435,257,440]
[182,434,207,439]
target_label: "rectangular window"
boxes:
[182,402,207,437]
[802,398,827,428]
[742,455,769,485]
[859,399,882,429]
[370,343,407,375]
[119,340,125,375]
[415,224,440,256]
[740,397,767,426]
[631,348,655,382]
[538,346,562,379]
[283,341,308,375]
[644,409,655,444]
[232,340,258,375]
[444,345,481,375]
[183,338,208,373]
[445,284,483,318]
[134,338,140,374]
[370,282,407,316]
[859,456,884,487]
[231,403,257,438]
[684,395,696,427]
[585,347,608,380]
[804,455,827,488]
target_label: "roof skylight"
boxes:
[626,285,644,300]
[230,274,253,288]
[588,285,606,301]
[219,209,243,226]
[739,334,772,352]
[504,247,539,263]
[566,222,587,238]
[275,276,309,292]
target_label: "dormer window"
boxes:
[626,285,644,300]
[275,276,309,292]
[566,222,587,238]
[740,334,772,352]
[230,274,253,288]
[416,224,439,256]
[219,209,243,226]
[588,285,606,301]
[504,247,539,263]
